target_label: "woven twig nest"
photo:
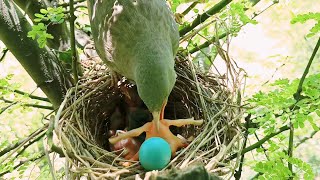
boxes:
[54,51,244,179]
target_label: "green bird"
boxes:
[87,0,203,160]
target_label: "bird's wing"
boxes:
[87,0,118,70]
[87,0,179,80]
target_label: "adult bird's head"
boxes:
[134,46,177,130]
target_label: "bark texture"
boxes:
[0,0,72,108]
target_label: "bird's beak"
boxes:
[152,111,161,132]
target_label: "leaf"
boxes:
[40,9,48,14]
[34,18,42,22]
[291,12,320,37]
[58,50,72,64]
[34,13,44,18]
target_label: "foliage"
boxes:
[254,152,314,180]
[291,12,320,37]
[246,73,319,179]
[27,7,66,48]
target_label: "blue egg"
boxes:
[139,137,172,170]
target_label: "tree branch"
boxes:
[295,130,318,148]
[0,0,73,108]
[0,125,47,158]
[70,0,80,82]
[181,2,198,16]
[179,0,232,37]
[0,152,45,177]
[293,37,320,101]
[0,86,50,102]
[189,0,275,54]
[226,125,290,161]
[12,0,70,50]
[288,37,320,178]
[1,96,54,110]
[0,48,8,62]
[234,114,251,180]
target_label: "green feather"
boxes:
[88,0,179,112]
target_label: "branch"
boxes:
[181,2,199,16]
[70,0,80,82]
[288,37,320,178]
[15,133,46,158]
[0,101,17,115]
[0,48,8,62]
[189,0,276,54]
[0,125,47,158]
[12,0,70,49]
[295,130,318,148]
[293,37,320,101]
[0,0,73,108]
[0,152,45,177]
[179,0,232,37]
[0,125,48,166]
[0,86,50,102]
[234,114,251,180]
[1,98,54,110]
[288,122,294,179]
[226,125,290,161]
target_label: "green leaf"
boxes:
[34,18,42,22]
[40,9,48,14]
[34,13,44,18]
[58,50,72,64]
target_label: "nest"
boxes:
[54,51,244,179]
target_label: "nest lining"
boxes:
[54,53,243,179]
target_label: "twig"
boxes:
[254,132,269,160]
[295,130,318,148]
[226,125,290,161]
[179,0,232,36]
[181,2,198,16]
[288,121,294,179]
[251,130,319,179]
[287,37,320,179]
[0,101,17,114]
[1,98,53,110]
[15,132,46,158]
[0,86,50,102]
[234,114,251,180]
[0,124,48,164]
[293,37,320,101]
[0,48,8,62]
[44,141,57,180]
[69,0,79,82]
[189,0,278,54]
[0,152,45,177]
